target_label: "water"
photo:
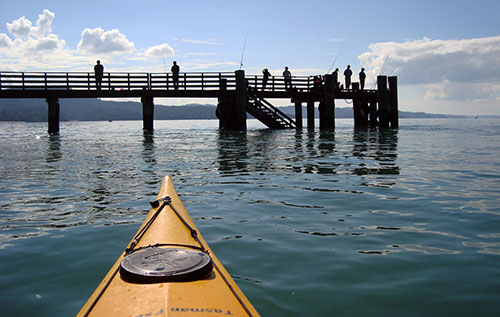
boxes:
[1,118,500,316]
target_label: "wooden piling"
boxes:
[216,78,227,129]
[216,71,247,130]
[352,82,360,127]
[295,101,303,128]
[377,76,389,128]
[46,97,60,135]
[234,70,247,130]
[307,101,315,129]
[352,83,364,128]
[216,95,233,129]
[321,74,335,129]
[141,95,154,131]
[352,83,368,128]
[388,76,399,128]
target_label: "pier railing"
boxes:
[246,74,312,92]
[0,71,237,91]
[0,71,320,92]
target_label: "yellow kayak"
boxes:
[78,176,259,316]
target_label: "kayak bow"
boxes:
[78,176,259,316]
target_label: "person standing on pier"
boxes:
[332,68,339,88]
[344,65,352,90]
[359,68,366,90]
[283,66,292,90]
[171,61,180,90]
[262,68,271,91]
[94,60,104,90]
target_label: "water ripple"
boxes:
[361,225,469,239]
[2,120,500,315]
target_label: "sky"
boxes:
[0,0,499,115]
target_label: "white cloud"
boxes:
[5,10,55,40]
[328,37,345,43]
[403,98,500,116]
[32,9,55,39]
[144,43,175,58]
[78,28,135,54]
[180,39,222,46]
[424,80,500,102]
[184,61,237,70]
[0,10,93,71]
[4,11,133,59]
[0,34,13,47]
[35,34,65,51]
[186,52,216,56]
[358,35,500,102]
[6,16,32,38]
[1,9,66,60]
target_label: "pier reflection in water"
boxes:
[46,135,62,163]
[142,132,157,181]
[217,128,399,179]
[217,130,250,175]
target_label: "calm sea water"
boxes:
[1,118,500,316]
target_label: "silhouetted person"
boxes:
[283,66,292,90]
[359,68,366,90]
[171,61,180,90]
[262,68,271,90]
[332,68,339,88]
[94,60,104,90]
[344,65,352,90]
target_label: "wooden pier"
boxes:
[0,70,398,134]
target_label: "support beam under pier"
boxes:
[46,97,60,135]
[352,83,370,128]
[320,74,335,129]
[295,101,303,129]
[234,70,248,130]
[216,71,247,130]
[388,76,399,128]
[141,95,154,132]
[377,76,389,128]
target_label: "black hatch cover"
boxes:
[120,247,213,283]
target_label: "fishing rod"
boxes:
[370,55,388,89]
[379,56,389,76]
[327,53,340,73]
[239,32,248,70]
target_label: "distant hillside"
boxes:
[0,99,217,122]
[278,106,464,119]
[0,98,465,122]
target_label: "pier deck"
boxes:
[0,70,397,133]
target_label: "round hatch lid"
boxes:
[120,247,213,283]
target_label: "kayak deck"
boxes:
[78,176,259,316]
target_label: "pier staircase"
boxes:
[246,89,296,129]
